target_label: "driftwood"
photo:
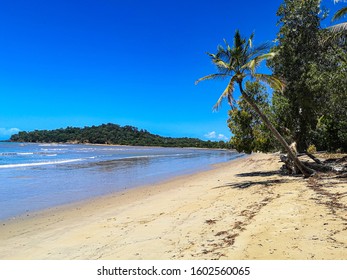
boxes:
[305,152,323,164]
[280,153,347,176]
[280,154,299,175]
[303,161,333,172]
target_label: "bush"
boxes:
[307,144,317,154]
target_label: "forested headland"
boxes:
[9,123,231,149]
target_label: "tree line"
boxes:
[9,123,231,149]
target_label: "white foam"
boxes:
[0,158,83,169]
[122,154,170,160]
[0,152,34,156]
[40,148,68,151]
[38,144,69,147]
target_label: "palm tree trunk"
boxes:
[238,82,315,177]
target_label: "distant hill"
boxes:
[10,123,231,149]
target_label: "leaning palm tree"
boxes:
[196,30,315,177]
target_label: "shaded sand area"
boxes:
[0,153,346,260]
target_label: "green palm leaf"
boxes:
[212,77,237,111]
[247,42,272,61]
[332,6,347,22]
[195,73,228,85]
[253,73,285,93]
[243,52,277,74]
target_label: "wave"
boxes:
[40,148,68,151]
[101,153,194,161]
[0,151,59,156]
[0,158,84,169]
[0,152,20,156]
[0,152,36,156]
[38,144,69,147]
[132,153,198,159]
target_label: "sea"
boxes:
[0,142,243,221]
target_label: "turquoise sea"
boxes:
[0,142,243,220]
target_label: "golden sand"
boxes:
[0,153,346,260]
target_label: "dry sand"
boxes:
[0,153,346,260]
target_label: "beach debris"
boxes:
[280,152,347,176]
[222,233,239,246]
[205,219,217,225]
[215,231,228,236]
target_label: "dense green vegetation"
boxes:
[225,0,347,154]
[267,0,346,153]
[228,81,276,154]
[10,123,231,149]
[197,0,346,176]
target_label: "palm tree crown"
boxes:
[195,30,284,111]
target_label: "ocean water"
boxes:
[0,142,243,220]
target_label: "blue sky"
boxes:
[0,0,344,141]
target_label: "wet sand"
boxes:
[0,153,346,259]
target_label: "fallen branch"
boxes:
[333,173,347,179]
[279,153,346,175]
[303,161,333,172]
[280,154,299,174]
[305,152,323,164]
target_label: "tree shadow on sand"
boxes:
[236,171,280,177]
[214,179,289,189]
[214,169,290,189]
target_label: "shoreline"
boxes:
[4,140,231,151]
[0,153,346,260]
[1,156,243,224]
[0,143,240,221]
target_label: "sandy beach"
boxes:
[0,153,346,260]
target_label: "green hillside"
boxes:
[10,123,231,149]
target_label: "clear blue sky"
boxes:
[0,0,343,140]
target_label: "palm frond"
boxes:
[253,73,285,93]
[242,52,277,74]
[233,30,246,61]
[332,7,347,22]
[242,32,254,59]
[215,45,232,65]
[207,52,216,59]
[195,73,228,85]
[250,42,272,57]
[233,30,244,49]
[328,22,347,32]
[213,77,236,111]
[248,33,254,49]
[223,39,229,48]
[211,57,229,74]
